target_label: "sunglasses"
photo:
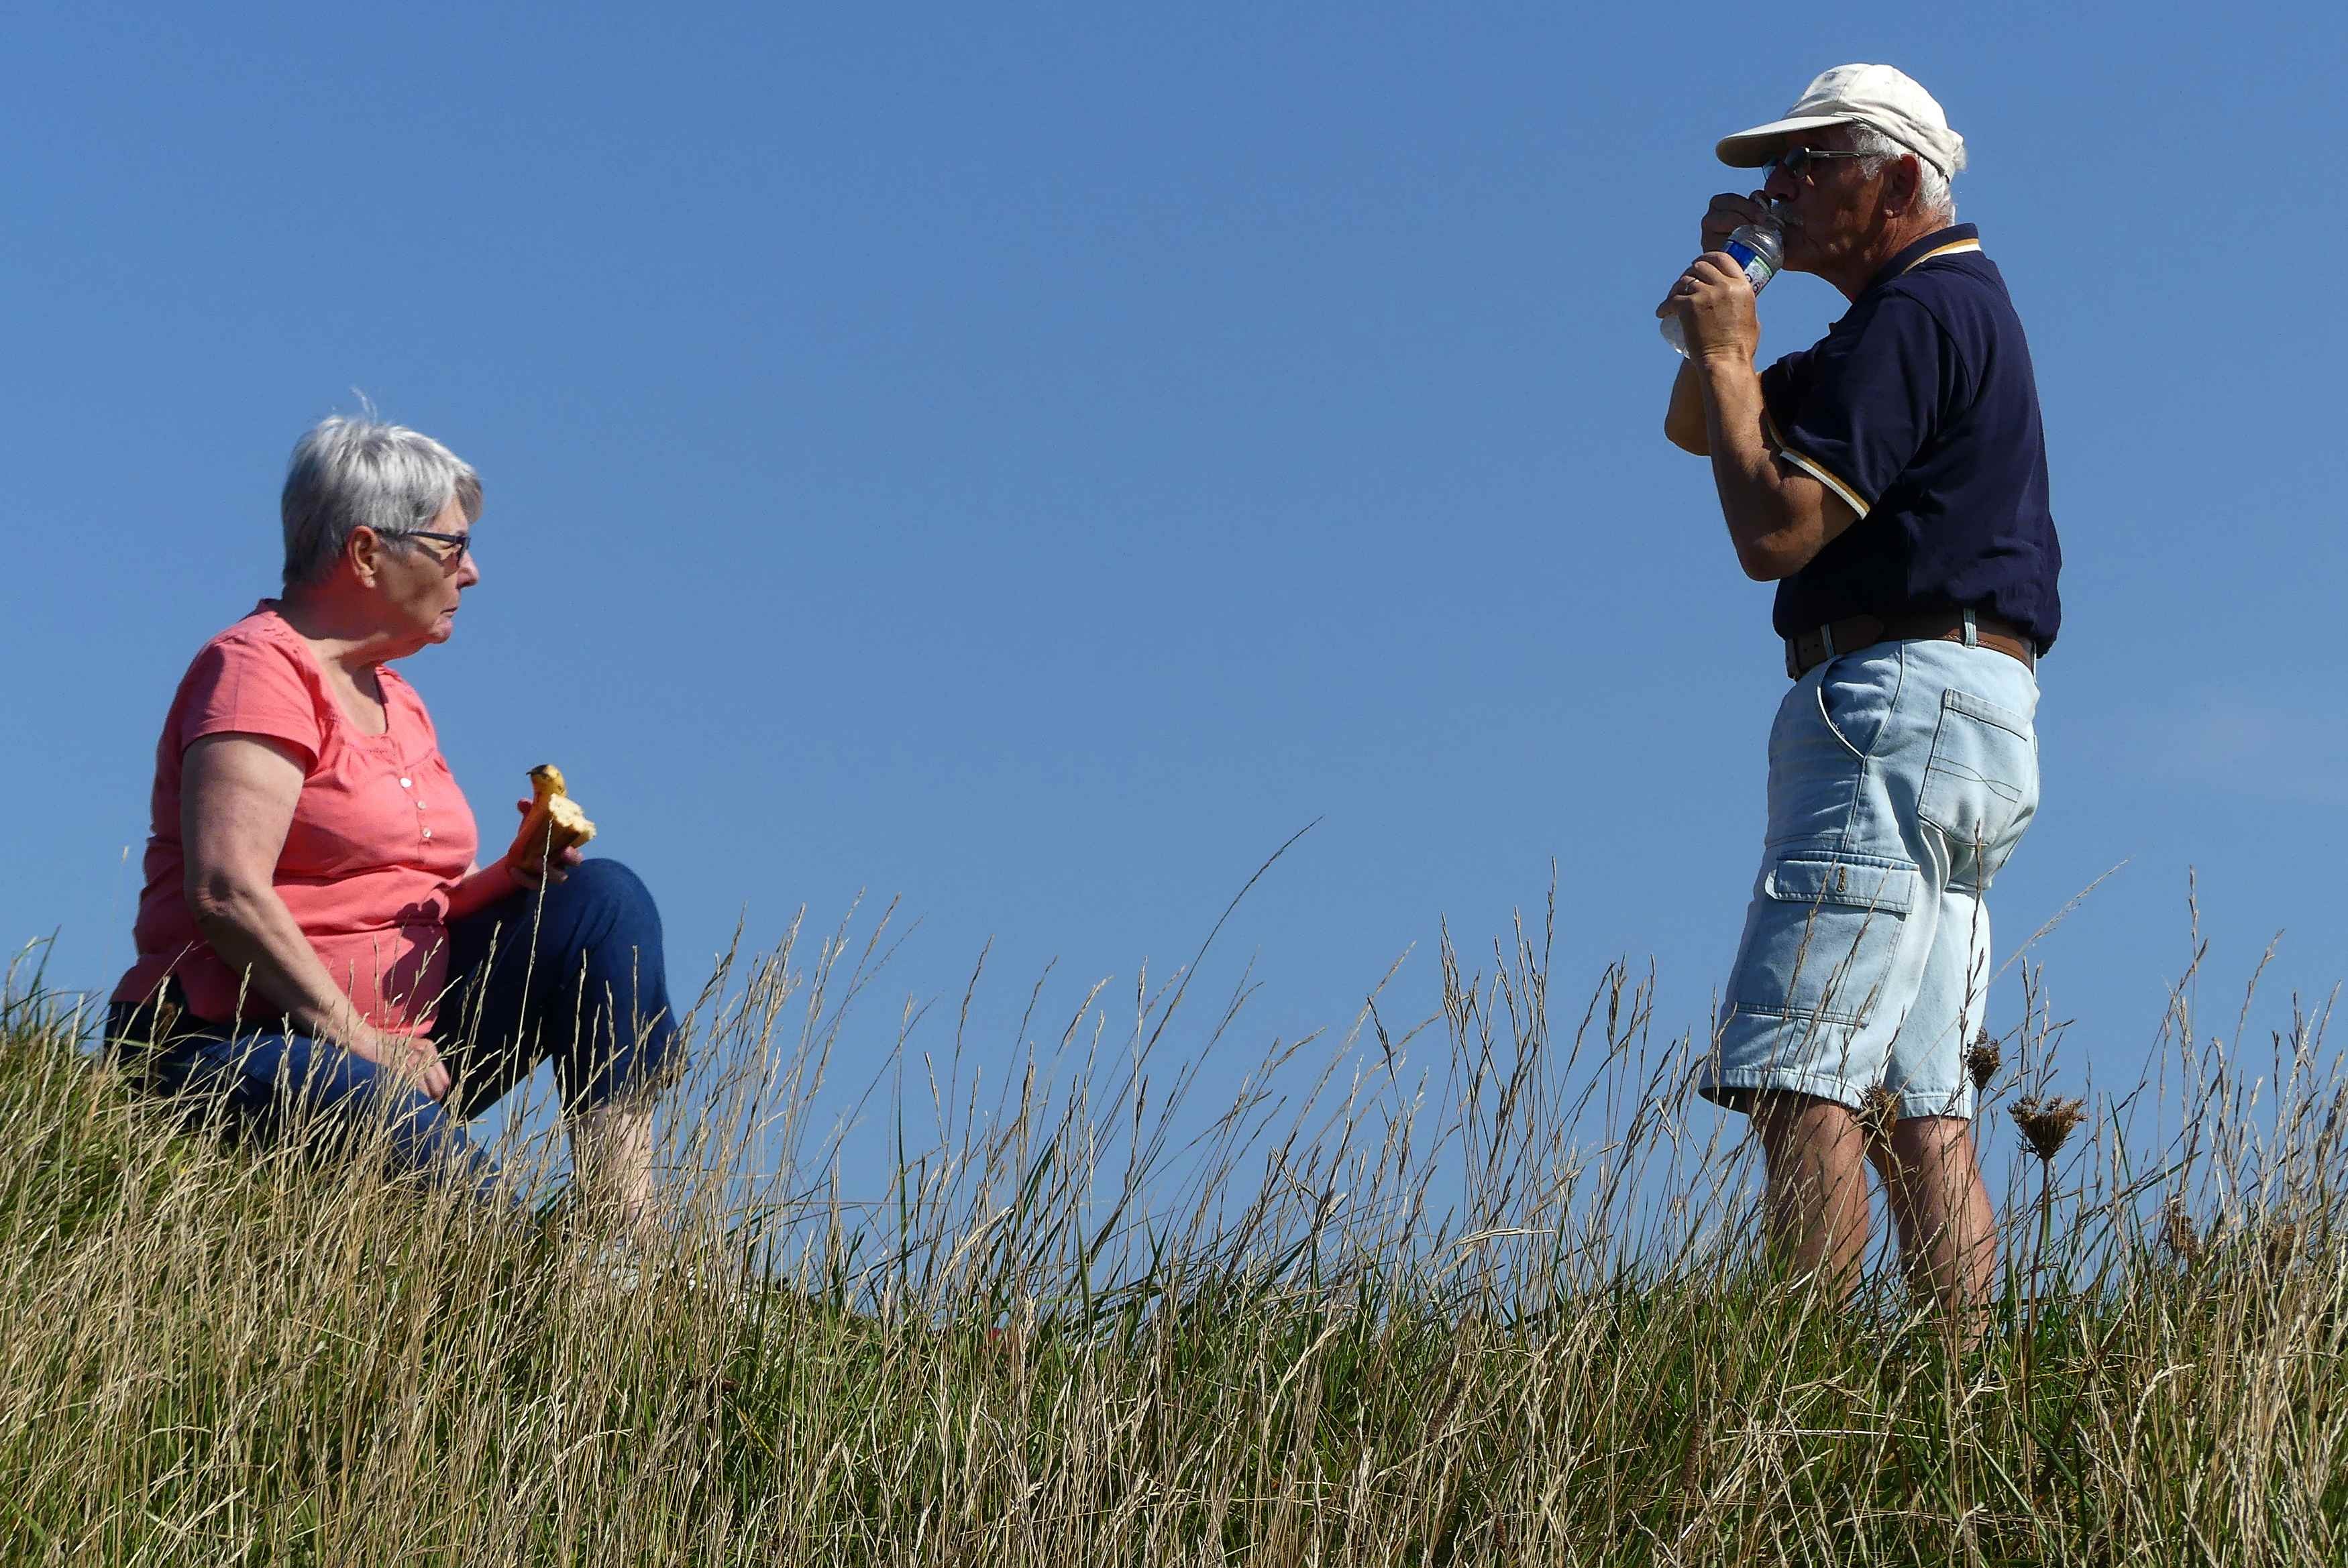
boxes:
[386,528,474,563]
[1767,146,1870,180]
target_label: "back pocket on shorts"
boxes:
[1727,854,1919,1025]
[1915,688,2038,887]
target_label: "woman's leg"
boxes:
[435,860,681,1227]
[568,1098,655,1229]
[107,1004,504,1200]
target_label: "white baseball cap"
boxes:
[1715,64,1967,180]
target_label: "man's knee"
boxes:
[1750,1089,1860,1147]
[1752,1092,1872,1215]
[1877,1113,1977,1177]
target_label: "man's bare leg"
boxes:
[568,1101,656,1241]
[1751,1091,1872,1300]
[1871,1115,1994,1344]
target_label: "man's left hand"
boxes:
[1656,252,1761,365]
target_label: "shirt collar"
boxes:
[1865,223,1981,294]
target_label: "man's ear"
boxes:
[1885,153,1923,217]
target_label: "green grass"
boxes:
[3,901,2343,1565]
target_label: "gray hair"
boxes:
[1846,123,1957,221]
[279,415,482,590]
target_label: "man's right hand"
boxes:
[1701,191,1772,252]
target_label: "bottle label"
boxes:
[1723,237,1777,293]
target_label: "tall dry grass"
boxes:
[3,886,2344,1565]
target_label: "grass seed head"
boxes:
[2159,1197,2202,1267]
[1856,1084,1901,1149]
[2010,1095,2086,1162]
[1966,1032,2003,1095]
[2259,1219,2300,1276]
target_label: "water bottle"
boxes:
[1662,201,1788,357]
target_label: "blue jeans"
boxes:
[107,860,681,1201]
[1700,640,2041,1121]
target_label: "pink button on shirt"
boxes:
[113,604,482,1035]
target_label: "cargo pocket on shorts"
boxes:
[1727,854,1918,1025]
[1915,688,2038,889]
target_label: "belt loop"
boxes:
[1820,624,1836,659]
[1960,608,1979,648]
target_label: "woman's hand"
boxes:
[502,798,586,889]
[364,1028,453,1101]
[445,807,588,917]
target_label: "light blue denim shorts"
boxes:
[1699,637,2041,1121]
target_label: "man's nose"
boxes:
[458,553,482,589]
[1760,164,1798,203]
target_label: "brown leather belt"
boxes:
[1784,609,2037,681]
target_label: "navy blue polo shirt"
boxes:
[1759,223,2062,650]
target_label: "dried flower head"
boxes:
[1856,1084,1901,1149]
[2010,1095,2086,1161]
[2159,1197,2202,1267]
[2260,1219,2300,1276]
[1966,1031,2003,1095]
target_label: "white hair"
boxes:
[279,415,482,589]
[1846,123,1957,221]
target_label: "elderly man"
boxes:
[1656,64,2062,1329]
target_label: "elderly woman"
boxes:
[107,416,680,1221]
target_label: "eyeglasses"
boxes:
[1767,146,1870,180]
[386,528,474,563]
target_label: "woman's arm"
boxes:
[442,799,586,921]
[445,860,524,922]
[180,733,451,1099]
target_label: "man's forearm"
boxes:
[1664,359,1711,453]
[1696,356,1852,581]
[1698,357,1788,561]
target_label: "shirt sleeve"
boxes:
[1758,346,1812,415]
[178,635,324,769]
[1761,294,1943,517]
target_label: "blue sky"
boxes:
[5,2,2345,1203]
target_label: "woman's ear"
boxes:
[346,525,383,587]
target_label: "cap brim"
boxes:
[1715,113,1856,167]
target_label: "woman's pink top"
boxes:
[113,604,481,1035]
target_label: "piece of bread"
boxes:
[516,763,598,862]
